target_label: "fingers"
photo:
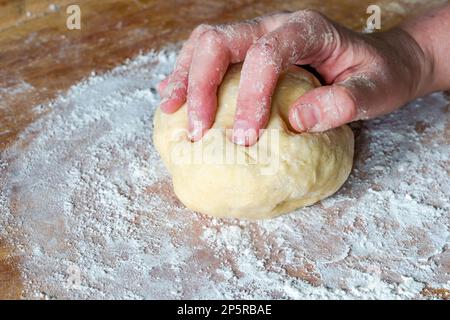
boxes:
[288,69,388,132]
[288,85,358,132]
[181,17,280,139]
[158,13,292,133]
[158,14,281,115]
[186,30,230,141]
[161,10,343,144]
[233,10,339,145]
[159,25,213,113]
[232,41,282,146]
[157,77,169,95]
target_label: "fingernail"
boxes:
[232,120,258,146]
[157,78,169,95]
[159,97,172,113]
[294,104,318,131]
[162,81,175,97]
[188,118,204,141]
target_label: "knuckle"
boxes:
[199,28,222,44]
[193,23,213,33]
[192,23,215,38]
[288,9,338,60]
[292,9,326,21]
[247,39,282,68]
[288,9,331,31]
[249,39,278,57]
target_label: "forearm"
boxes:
[400,3,450,94]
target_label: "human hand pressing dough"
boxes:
[157,8,450,146]
[154,5,450,219]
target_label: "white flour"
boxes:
[0,47,449,299]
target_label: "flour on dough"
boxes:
[154,64,354,219]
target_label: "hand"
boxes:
[157,10,433,146]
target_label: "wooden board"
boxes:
[0,0,447,299]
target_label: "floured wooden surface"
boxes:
[1,0,449,300]
[0,49,449,299]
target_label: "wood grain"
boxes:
[0,241,23,299]
[0,0,446,299]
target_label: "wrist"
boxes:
[394,26,436,97]
[399,4,450,94]
[377,27,434,102]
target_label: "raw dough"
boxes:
[153,64,354,219]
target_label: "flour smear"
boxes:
[0,46,449,299]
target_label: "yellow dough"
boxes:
[153,64,354,219]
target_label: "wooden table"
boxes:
[0,0,447,299]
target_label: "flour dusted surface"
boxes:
[0,48,449,299]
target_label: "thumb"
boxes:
[288,80,372,132]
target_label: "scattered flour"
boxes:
[0,47,449,299]
[0,80,33,98]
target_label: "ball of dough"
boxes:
[153,64,354,219]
